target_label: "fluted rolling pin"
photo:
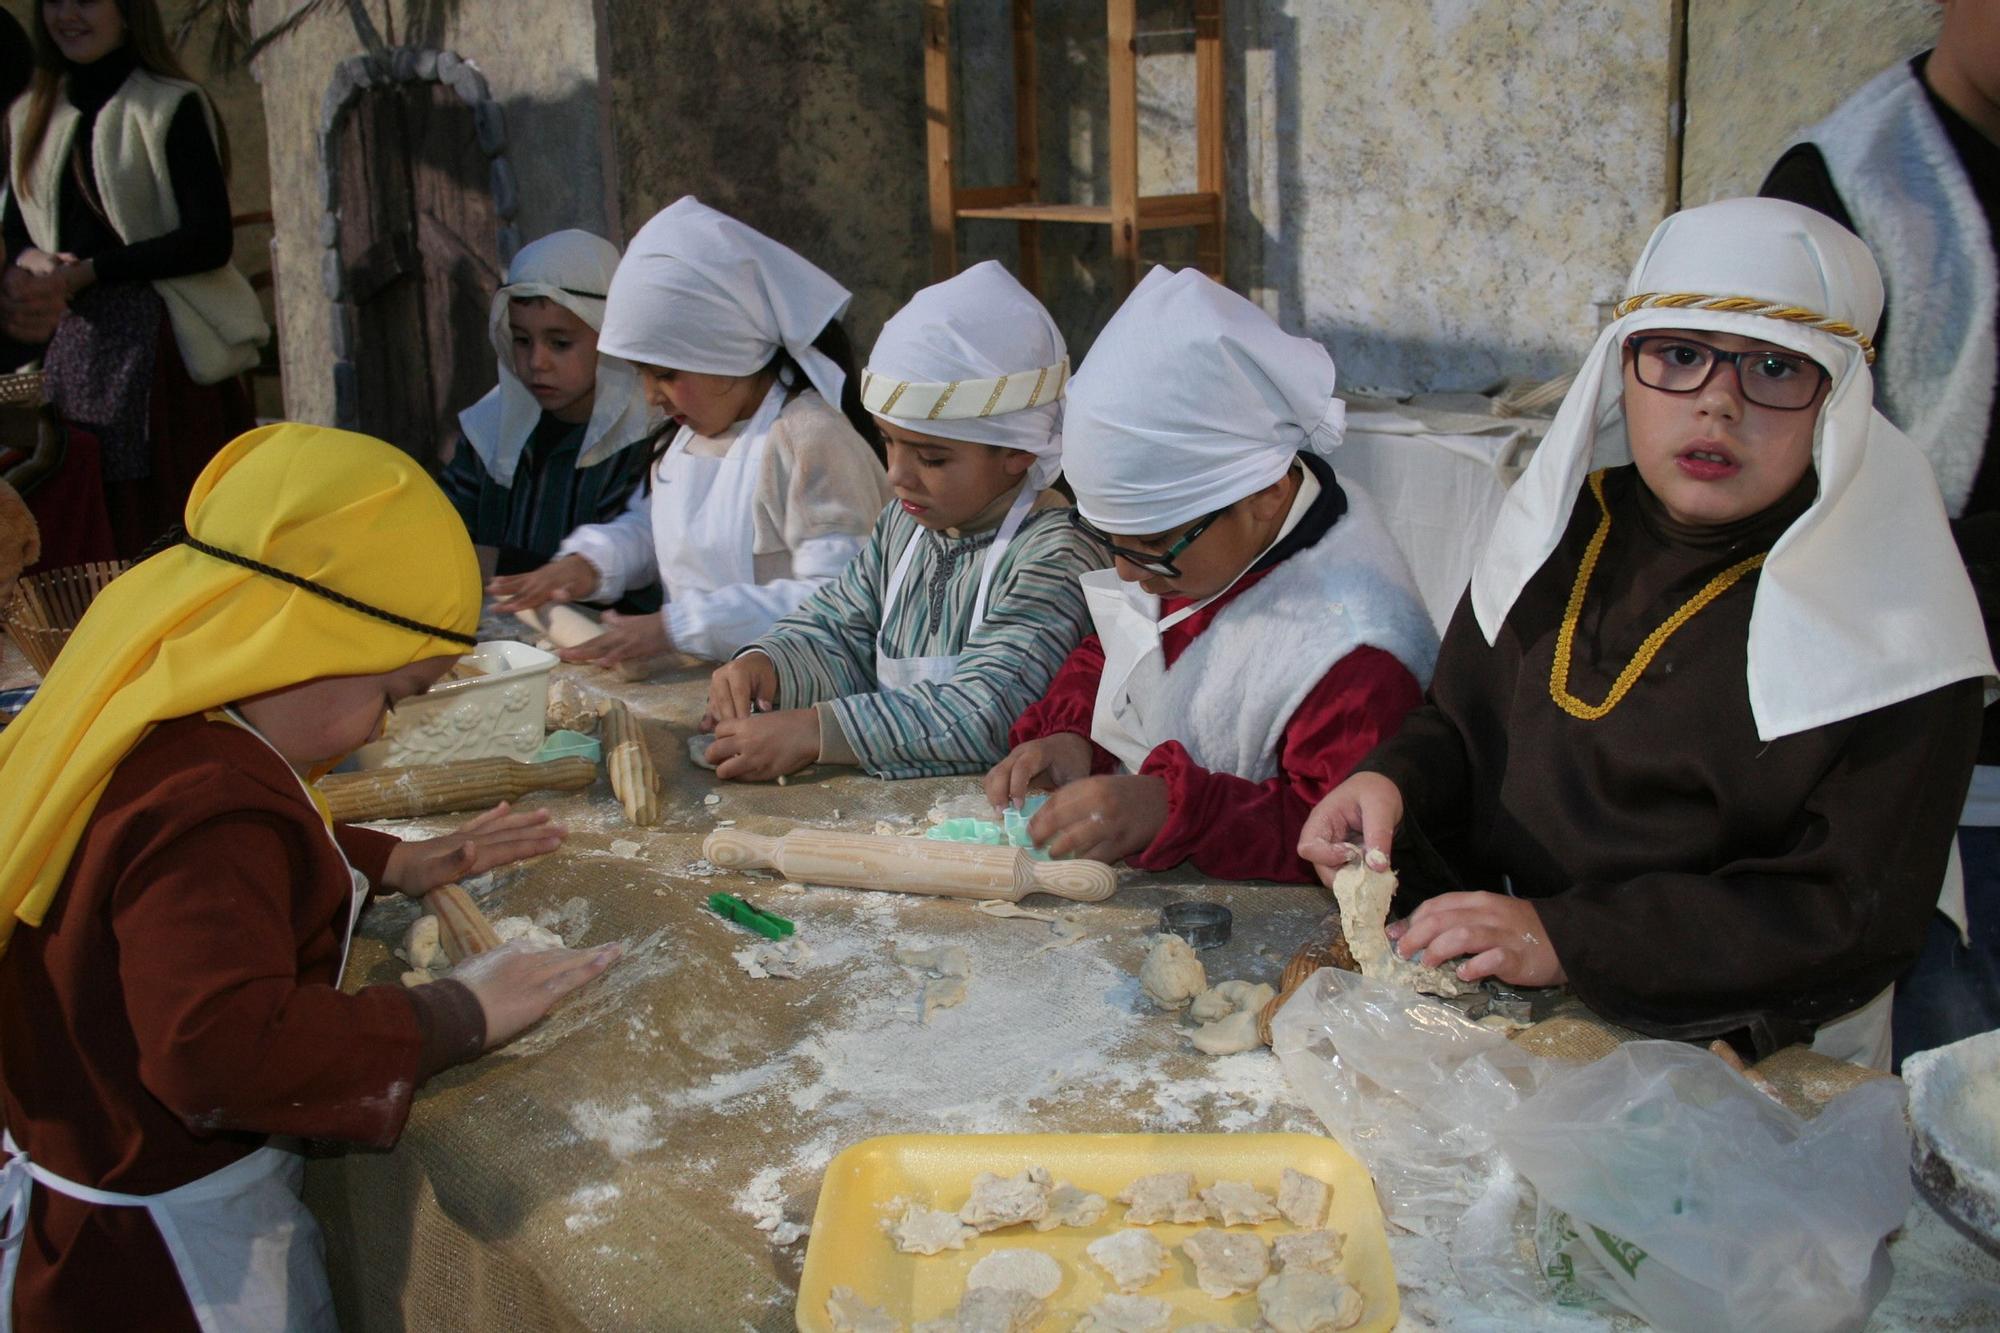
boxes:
[702,826,1117,903]
[317,755,597,823]
[424,883,503,962]
[600,700,661,826]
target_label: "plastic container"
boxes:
[351,639,556,769]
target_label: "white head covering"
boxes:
[860,260,1069,487]
[1062,267,1348,533]
[1471,197,1995,740]
[455,229,654,486]
[596,196,853,409]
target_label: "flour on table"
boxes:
[1200,1179,1279,1226]
[1181,1228,1270,1297]
[1276,1167,1331,1228]
[966,1248,1063,1299]
[563,1182,620,1235]
[1255,1270,1365,1332]
[566,1097,660,1159]
[1085,1228,1169,1292]
[609,838,643,858]
[733,1165,809,1246]
[888,1204,976,1255]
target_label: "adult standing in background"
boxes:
[1761,0,2000,1065]
[4,0,266,559]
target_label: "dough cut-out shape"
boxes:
[1180,1227,1271,1298]
[1255,1270,1365,1332]
[888,1203,976,1254]
[1084,1228,1170,1292]
[1272,1228,1345,1275]
[826,1286,902,1333]
[1116,1170,1207,1224]
[1328,859,1470,997]
[966,1248,1063,1299]
[958,1167,1052,1231]
[1276,1167,1331,1228]
[1200,1179,1279,1226]
[1073,1293,1173,1332]
[1033,1182,1107,1231]
[946,1284,1044,1333]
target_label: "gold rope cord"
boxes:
[1614,292,1876,364]
[1549,470,1767,721]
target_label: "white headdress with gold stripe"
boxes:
[863,260,1069,486]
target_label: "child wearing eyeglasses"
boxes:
[1299,198,1993,1068]
[984,268,1437,880]
[697,262,1108,781]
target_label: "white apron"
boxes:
[874,485,1038,690]
[1087,480,1317,772]
[650,381,789,600]
[0,710,366,1332]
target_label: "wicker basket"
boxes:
[3,560,130,676]
[0,371,45,409]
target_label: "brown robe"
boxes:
[1365,465,1984,1055]
[0,713,482,1331]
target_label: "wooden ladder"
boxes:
[923,0,1226,295]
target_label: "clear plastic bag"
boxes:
[1271,968,1912,1332]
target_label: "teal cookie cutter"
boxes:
[923,794,1050,859]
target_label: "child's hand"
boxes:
[557,609,669,669]
[983,733,1096,810]
[379,802,567,894]
[705,652,779,727]
[1388,892,1565,988]
[487,554,599,613]
[1297,772,1404,881]
[706,708,819,782]
[1025,774,1168,864]
[450,938,623,1049]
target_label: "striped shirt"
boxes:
[750,489,1109,778]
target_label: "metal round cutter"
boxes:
[1160,900,1232,949]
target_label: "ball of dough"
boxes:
[966,1248,1063,1299]
[400,914,444,971]
[1139,935,1207,1009]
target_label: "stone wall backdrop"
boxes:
[1682,0,1940,205]
[247,0,609,426]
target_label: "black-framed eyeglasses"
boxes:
[1625,334,1830,411]
[1070,505,1229,578]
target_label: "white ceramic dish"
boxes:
[351,639,555,769]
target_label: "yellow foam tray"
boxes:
[795,1132,1398,1331]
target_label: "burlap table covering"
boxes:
[307,656,1336,1331]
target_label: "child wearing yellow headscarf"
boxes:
[0,424,619,1331]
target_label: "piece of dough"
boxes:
[1328,860,1470,997]
[1255,1271,1365,1332]
[400,914,444,971]
[896,943,973,977]
[1272,1229,1345,1275]
[734,937,813,979]
[1276,1168,1331,1229]
[958,1167,1051,1231]
[1138,934,1207,1009]
[965,1249,1063,1300]
[1199,1179,1279,1226]
[1116,1171,1208,1225]
[688,731,720,770]
[1032,1181,1107,1231]
[1191,1008,1263,1055]
[492,916,564,950]
[889,1204,976,1254]
[1189,979,1277,1023]
[950,1284,1044,1333]
[1180,1228,1271,1298]
[1085,1228,1169,1293]
[1073,1293,1173,1332]
[826,1286,903,1333]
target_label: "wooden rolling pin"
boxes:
[318,755,597,823]
[424,883,502,962]
[702,827,1117,903]
[600,700,661,826]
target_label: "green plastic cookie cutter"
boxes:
[924,794,1050,859]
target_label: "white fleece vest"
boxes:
[1802,63,1997,517]
[8,70,268,385]
[1134,485,1439,783]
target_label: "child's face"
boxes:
[1621,328,1829,527]
[880,419,1034,533]
[43,0,127,65]
[1107,472,1295,603]
[235,657,458,770]
[637,364,769,439]
[507,298,599,425]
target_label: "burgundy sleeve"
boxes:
[1007,632,1122,773]
[333,822,401,887]
[111,809,428,1148]
[1132,647,1424,882]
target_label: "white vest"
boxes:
[1801,62,1998,518]
[8,71,268,385]
[1095,485,1439,783]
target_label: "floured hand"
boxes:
[454,937,623,1048]
[380,802,566,894]
[1390,891,1564,987]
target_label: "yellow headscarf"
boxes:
[0,424,481,950]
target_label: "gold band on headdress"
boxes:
[1614,292,1876,364]
[860,360,1070,422]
